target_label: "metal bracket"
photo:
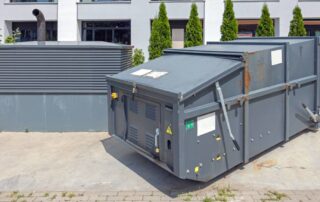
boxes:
[302,103,320,123]
[215,82,240,151]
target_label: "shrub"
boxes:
[5,36,15,44]
[185,3,203,47]
[256,4,274,37]
[132,48,145,67]
[5,28,21,44]
[220,0,238,41]
[148,2,172,60]
[289,6,307,36]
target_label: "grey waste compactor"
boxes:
[107,37,320,182]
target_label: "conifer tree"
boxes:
[148,2,172,60]
[220,0,238,41]
[256,4,275,37]
[289,6,307,36]
[185,3,203,47]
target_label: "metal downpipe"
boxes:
[32,9,46,42]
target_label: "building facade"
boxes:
[0,0,319,58]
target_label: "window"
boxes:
[304,20,320,36]
[150,20,204,49]
[82,21,131,45]
[238,19,259,37]
[12,21,57,41]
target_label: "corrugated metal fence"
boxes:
[0,42,132,132]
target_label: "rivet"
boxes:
[267,131,271,135]
[260,134,263,138]
[186,169,190,173]
[197,140,200,144]
[199,163,203,167]
[250,138,254,142]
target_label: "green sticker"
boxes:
[185,120,195,130]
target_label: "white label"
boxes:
[271,49,283,66]
[197,112,215,136]
[131,69,152,76]
[145,71,168,79]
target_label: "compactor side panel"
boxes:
[288,84,315,136]
[248,92,285,158]
[182,69,244,182]
[288,40,315,81]
[247,47,285,92]
[287,40,317,137]
[245,48,286,157]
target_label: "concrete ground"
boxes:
[0,131,319,201]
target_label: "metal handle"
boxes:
[154,128,160,153]
[215,82,240,151]
[154,128,160,148]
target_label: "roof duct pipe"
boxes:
[32,9,46,42]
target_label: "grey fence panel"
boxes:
[0,42,132,132]
[0,44,132,93]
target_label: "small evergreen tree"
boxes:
[149,18,162,60]
[148,2,172,60]
[289,6,307,36]
[220,0,238,41]
[132,48,145,67]
[256,4,274,37]
[185,3,203,47]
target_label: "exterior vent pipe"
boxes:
[32,9,46,42]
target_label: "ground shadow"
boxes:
[100,129,315,197]
[100,136,230,197]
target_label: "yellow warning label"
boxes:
[166,125,173,135]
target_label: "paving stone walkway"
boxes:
[0,132,319,202]
[0,189,319,202]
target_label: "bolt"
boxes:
[260,134,263,138]
[267,131,271,135]
[240,122,243,126]
[199,163,203,167]
[250,138,254,142]
[186,169,190,173]
[197,140,200,144]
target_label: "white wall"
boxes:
[58,0,78,41]
[0,1,57,41]
[77,0,205,59]
[232,0,320,36]
[204,0,223,43]
[1,0,320,46]
[0,0,4,42]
